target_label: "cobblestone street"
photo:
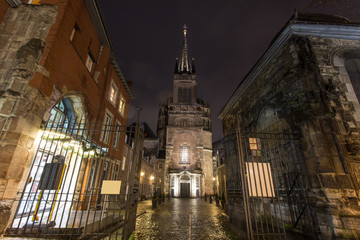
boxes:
[134,198,242,240]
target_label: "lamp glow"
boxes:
[140,172,145,176]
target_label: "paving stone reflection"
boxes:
[135,198,243,240]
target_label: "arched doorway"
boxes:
[8,95,127,237]
[180,174,190,198]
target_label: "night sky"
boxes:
[98,0,359,141]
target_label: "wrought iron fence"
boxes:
[234,125,317,240]
[6,112,141,239]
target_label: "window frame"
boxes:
[113,120,122,149]
[118,94,126,116]
[86,52,95,73]
[108,79,118,107]
[179,144,190,164]
[101,109,114,144]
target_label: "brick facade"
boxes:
[0,0,132,235]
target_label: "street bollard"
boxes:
[189,211,192,240]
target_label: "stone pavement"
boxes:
[134,198,243,240]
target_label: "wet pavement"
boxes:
[134,198,243,240]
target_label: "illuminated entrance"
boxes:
[6,97,137,239]
[169,171,201,198]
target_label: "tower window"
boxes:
[179,144,190,164]
[178,88,183,102]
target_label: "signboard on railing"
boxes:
[101,180,122,195]
[246,162,275,197]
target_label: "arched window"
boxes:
[48,97,75,129]
[179,144,190,164]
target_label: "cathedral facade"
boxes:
[157,26,213,198]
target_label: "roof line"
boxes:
[218,18,360,119]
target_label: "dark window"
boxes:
[187,88,191,102]
[178,88,183,102]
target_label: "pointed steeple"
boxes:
[179,24,191,73]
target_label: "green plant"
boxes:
[215,193,219,200]
[153,191,157,199]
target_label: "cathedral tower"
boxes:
[157,25,213,198]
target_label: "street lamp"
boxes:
[150,175,154,180]
[140,172,145,177]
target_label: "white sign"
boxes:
[101,180,122,195]
[246,162,275,198]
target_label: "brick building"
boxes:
[157,25,213,198]
[219,13,360,239]
[0,0,135,239]
[139,122,157,199]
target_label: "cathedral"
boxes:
[157,25,214,198]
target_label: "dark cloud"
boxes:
[99,0,359,141]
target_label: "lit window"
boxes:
[119,95,126,116]
[86,53,94,72]
[102,111,113,144]
[179,144,190,164]
[108,80,118,106]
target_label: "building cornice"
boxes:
[84,0,112,50]
[85,0,134,99]
[218,21,360,120]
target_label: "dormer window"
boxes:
[85,52,95,73]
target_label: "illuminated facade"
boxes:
[157,25,213,198]
[0,1,137,239]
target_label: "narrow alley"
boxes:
[134,198,242,240]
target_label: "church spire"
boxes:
[179,24,191,73]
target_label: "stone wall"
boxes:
[222,34,360,238]
[0,4,57,233]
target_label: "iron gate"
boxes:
[234,127,317,240]
[6,111,140,239]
